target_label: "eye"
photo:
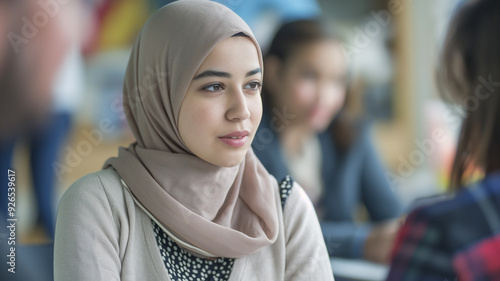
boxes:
[244,81,262,91]
[202,83,224,92]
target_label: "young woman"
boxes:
[387,0,500,280]
[53,1,334,280]
[252,20,403,263]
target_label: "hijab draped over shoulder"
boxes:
[104,0,279,258]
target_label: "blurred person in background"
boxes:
[0,0,89,239]
[253,19,403,264]
[212,0,320,49]
[387,0,500,279]
[0,0,56,140]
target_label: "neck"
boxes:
[279,122,315,157]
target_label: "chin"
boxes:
[209,151,247,167]
[309,113,337,131]
[309,121,330,133]
[214,157,245,167]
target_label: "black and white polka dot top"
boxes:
[152,176,294,281]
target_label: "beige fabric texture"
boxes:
[54,169,335,280]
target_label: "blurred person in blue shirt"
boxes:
[0,0,89,239]
[253,19,403,264]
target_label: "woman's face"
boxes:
[272,40,347,132]
[178,36,263,167]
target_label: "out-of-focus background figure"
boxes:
[0,0,484,280]
[0,0,87,240]
[0,1,91,280]
[387,0,500,279]
[252,19,403,264]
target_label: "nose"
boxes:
[225,88,251,122]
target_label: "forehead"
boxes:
[293,40,343,60]
[288,40,346,71]
[195,37,261,74]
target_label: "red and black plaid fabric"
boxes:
[387,173,500,281]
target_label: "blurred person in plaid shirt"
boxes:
[386,0,500,280]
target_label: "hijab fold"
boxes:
[104,0,279,258]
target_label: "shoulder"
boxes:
[277,176,311,209]
[395,193,459,250]
[277,175,294,210]
[61,168,122,199]
[58,168,127,216]
[401,181,495,244]
[278,176,316,220]
[389,184,500,280]
[416,176,500,234]
[410,178,499,223]
[405,192,466,229]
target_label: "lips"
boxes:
[219,130,250,148]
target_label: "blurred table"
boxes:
[331,258,388,281]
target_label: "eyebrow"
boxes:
[193,68,262,80]
[246,68,262,77]
[193,70,230,80]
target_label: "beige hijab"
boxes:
[104,0,279,258]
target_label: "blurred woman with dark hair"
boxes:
[387,0,500,279]
[252,19,403,264]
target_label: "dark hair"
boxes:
[438,0,500,190]
[265,20,337,62]
[263,19,355,151]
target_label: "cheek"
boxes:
[249,95,263,126]
[180,102,220,141]
[292,80,316,105]
[323,87,346,114]
[192,105,223,133]
[193,106,213,122]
